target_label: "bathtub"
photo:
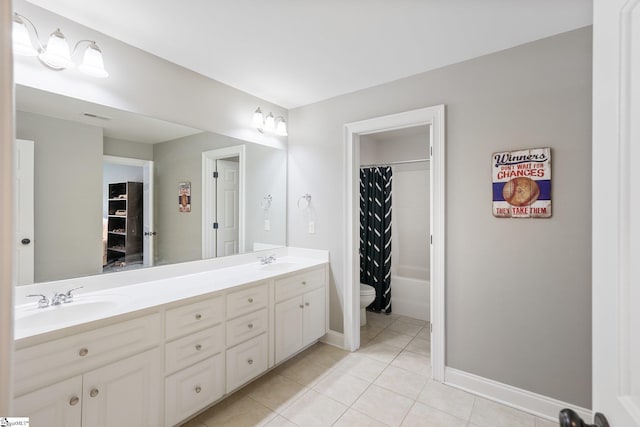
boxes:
[392,275,430,321]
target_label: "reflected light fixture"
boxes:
[253,107,287,136]
[12,12,109,78]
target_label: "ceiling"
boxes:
[16,85,202,143]
[24,0,592,109]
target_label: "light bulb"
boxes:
[275,118,288,136]
[12,16,38,56]
[40,28,74,69]
[78,43,108,78]
[264,113,275,131]
[253,108,264,128]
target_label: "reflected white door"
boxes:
[142,162,154,267]
[216,159,239,257]
[593,1,640,425]
[15,139,34,285]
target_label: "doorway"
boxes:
[344,105,446,381]
[102,156,154,270]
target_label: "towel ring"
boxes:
[297,193,311,209]
[260,195,272,210]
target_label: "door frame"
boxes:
[343,105,446,382]
[592,0,640,424]
[103,155,154,267]
[202,145,246,258]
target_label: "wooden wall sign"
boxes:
[178,181,191,213]
[492,147,551,218]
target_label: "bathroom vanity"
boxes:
[12,248,329,427]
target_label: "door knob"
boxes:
[21,238,30,245]
[559,409,609,427]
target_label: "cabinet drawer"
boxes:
[165,324,224,375]
[165,296,224,340]
[274,267,324,301]
[226,308,268,348]
[226,282,268,318]
[14,313,161,397]
[226,333,268,392]
[165,353,225,427]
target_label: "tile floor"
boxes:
[180,312,556,427]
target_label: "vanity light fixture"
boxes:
[12,12,109,78]
[253,107,287,136]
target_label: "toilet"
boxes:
[360,284,376,326]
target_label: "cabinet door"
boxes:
[274,297,304,364]
[13,376,82,427]
[82,348,161,427]
[226,333,268,392]
[303,287,327,347]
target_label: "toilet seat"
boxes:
[360,284,376,295]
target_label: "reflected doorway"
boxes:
[102,156,154,272]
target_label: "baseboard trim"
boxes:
[320,330,345,349]
[444,367,592,422]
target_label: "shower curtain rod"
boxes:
[360,158,430,168]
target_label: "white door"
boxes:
[15,139,34,285]
[593,1,640,425]
[216,159,239,257]
[82,348,161,427]
[142,161,154,267]
[275,297,303,364]
[303,287,326,347]
[13,376,82,427]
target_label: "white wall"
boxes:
[103,137,153,161]
[288,27,592,408]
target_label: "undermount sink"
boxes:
[258,262,300,272]
[15,296,122,332]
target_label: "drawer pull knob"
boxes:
[305,302,310,306]
[248,297,254,303]
[79,348,89,357]
[302,281,307,285]
[195,386,202,394]
[195,313,202,320]
[89,388,99,398]
[299,304,304,309]
[247,358,254,365]
[195,344,202,351]
[248,323,254,329]
[69,396,80,406]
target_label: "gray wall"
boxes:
[16,111,104,282]
[287,27,592,407]
[103,137,153,161]
[153,133,286,265]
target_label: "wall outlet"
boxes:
[264,219,271,231]
[308,221,315,234]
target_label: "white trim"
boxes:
[343,105,446,382]
[1,0,14,414]
[445,367,592,422]
[202,145,246,259]
[320,330,345,349]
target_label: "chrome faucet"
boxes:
[27,286,84,308]
[258,255,276,265]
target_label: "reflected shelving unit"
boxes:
[106,181,143,266]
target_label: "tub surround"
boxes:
[13,247,329,426]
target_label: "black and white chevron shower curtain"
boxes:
[359,167,392,314]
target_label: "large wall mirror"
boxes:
[15,85,287,284]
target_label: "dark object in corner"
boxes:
[559,409,610,427]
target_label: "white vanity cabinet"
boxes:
[13,313,162,427]
[14,258,329,427]
[164,296,225,427]
[225,282,269,393]
[274,268,327,364]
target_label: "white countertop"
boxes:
[14,251,328,342]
